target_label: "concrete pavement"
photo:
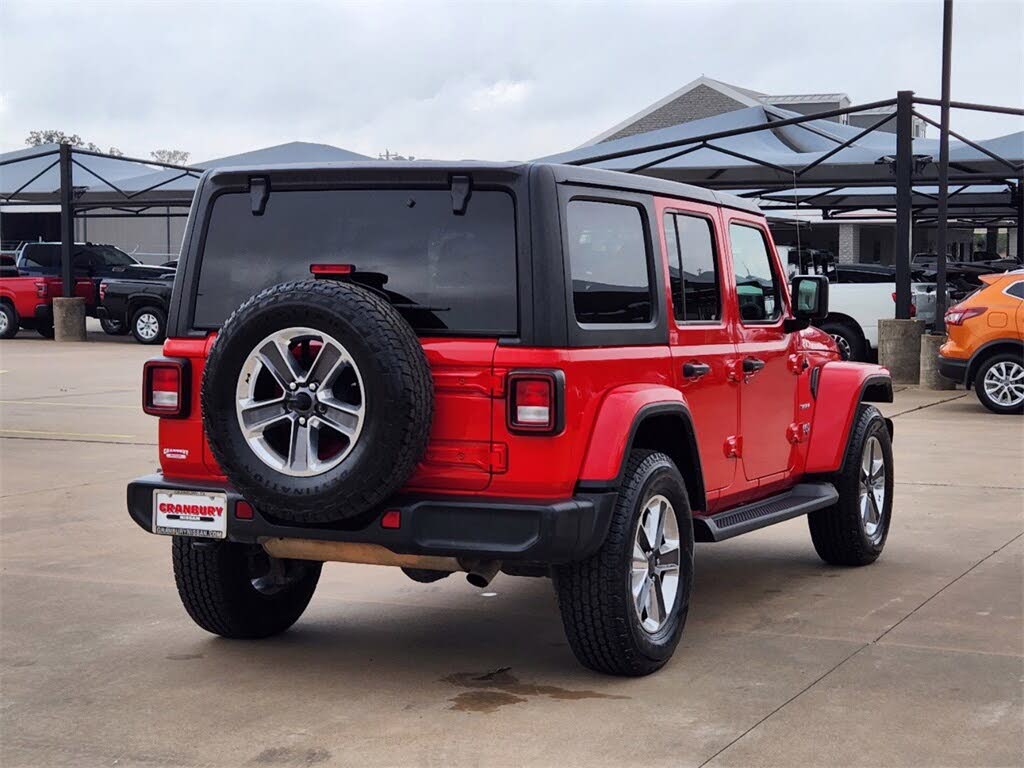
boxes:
[1,335,1021,767]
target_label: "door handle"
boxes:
[682,362,711,379]
[742,357,766,375]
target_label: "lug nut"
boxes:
[309,382,318,391]
[298,416,307,426]
[289,382,297,391]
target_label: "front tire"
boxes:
[818,319,866,362]
[808,404,893,566]
[974,353,1024,415]
[172,538,321,639]
[554,450,694,676]
[0,302,18,339]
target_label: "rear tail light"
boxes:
[99,281,108,301]
[890,292,917,317]
[35,280,48,299]
[507,371,563,434]
[143,358,190,417]
[945,306,986,326]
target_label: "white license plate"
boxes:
[153,489,228,539]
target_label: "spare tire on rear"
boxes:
[201,279,433,524]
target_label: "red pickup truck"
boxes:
[0,265,95,339]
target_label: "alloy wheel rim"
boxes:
[631,494,681,633]
[235,326,365,477]
[830,333,852,360]
[983,361,1024,407]
[0,311,8,335]
[859,435,886,542]
[137,313,160,340]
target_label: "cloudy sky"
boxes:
[1,0,1021,163]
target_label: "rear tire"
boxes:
[132,306,166,345]
[808,404,893,566]
[0,302,18,339]
[35,321,54,339]
[973,352,1024,415]
[554,450,694,676]
[172,538,321,639]
[818,319,866,362]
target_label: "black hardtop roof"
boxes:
[203,160,761,215]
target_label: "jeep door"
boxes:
[659,199,738,497]
[724,214,799,482]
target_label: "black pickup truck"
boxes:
[97,275,174,344]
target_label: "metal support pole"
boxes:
[1017,183,1024,264]
[934,0,953,332]
[894,91,914,320]
[59,143,74,297]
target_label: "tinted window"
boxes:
[19,244,59,269]
[1007,281,1024,300]
[729,224,781,322]
[194,189,518,334]
[664,213,720,322]
[567,200,651,325]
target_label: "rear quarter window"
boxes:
[566,200,652,325]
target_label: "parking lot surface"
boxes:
[1,333,1022,768]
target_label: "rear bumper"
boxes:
[127,473,617,564]
[936,354,968,385]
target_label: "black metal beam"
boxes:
[914,97,1024,116]
[934,0,953,332]
[59,144,74,297]
[894,91,914,320]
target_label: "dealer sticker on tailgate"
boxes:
[153,490,228,539]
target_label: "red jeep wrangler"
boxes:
[128,163,894,676]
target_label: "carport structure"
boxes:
[0,141,369,338]
[541,91,1024,320]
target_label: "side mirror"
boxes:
[784,275,829,332]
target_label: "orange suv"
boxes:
[938,270,1024,414]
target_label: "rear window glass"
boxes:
[193,189,518,335]
[567,200,651,325]
[19,244,59,269]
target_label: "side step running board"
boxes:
[699,482,838,542]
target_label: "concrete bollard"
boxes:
[877,318,925,384]
[53,296,87,342]
[919,333,955,390]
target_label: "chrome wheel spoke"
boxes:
[307,342,346,387]
[258,338,300,388]
[238,397,289,435]
[287,418,314,473]
[317,397,361,437]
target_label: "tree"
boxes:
[150,149,191,165]
[25,131,122,156]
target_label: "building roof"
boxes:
[767,93,850,104]
[580,77,765,146]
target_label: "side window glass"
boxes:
[663,213,720,322]
[567,200,652,325]
[729,223,781,323]
[1006,281,1024,300]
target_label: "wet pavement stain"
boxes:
[443,667,629,712]
[449,690,528,713]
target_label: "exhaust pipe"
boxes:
[460,559,501,588]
